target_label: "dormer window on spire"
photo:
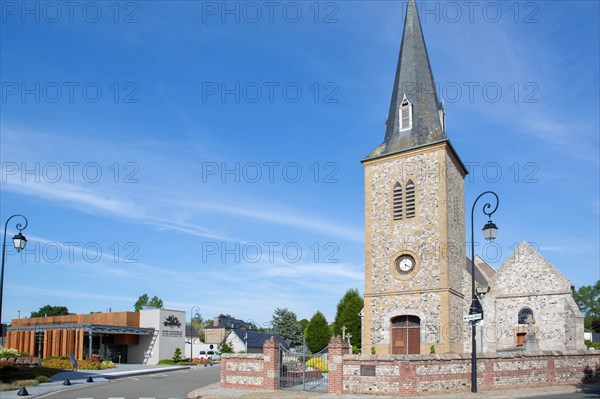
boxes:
[399,95,412,132]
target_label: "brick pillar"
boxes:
[262,336,280,390]
[328,336,349,394]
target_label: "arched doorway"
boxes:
[391,315,420,354]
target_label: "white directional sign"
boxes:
[464,313,483,322]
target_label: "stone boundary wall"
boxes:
[339,351,600,396]
[220,337,600,396]
[220,353,265,388]
[220,336,279,390]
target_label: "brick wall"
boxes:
[220,336,280,390]
[339,351,600,396]
[220,337,600,396]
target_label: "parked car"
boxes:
[198,350,220,360]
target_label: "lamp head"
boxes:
[12,232,27,252]
[482,220,498,241]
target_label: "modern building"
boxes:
[6,308,186,364]
[361,0,584,355]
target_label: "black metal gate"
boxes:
[279,342,328,392]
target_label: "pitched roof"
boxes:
[464,256,492,287]
[185,325,200,338]
[206,314,249,329]
[230,329,289,350]
[366,0,445,160]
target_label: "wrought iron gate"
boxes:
[279,342,328,392]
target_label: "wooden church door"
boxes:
[391,315,420,354]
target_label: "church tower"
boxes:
[362,0,467,354]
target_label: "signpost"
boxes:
[464,313,483,322]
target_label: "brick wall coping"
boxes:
[343,350,599,362]
[221,354,264,360]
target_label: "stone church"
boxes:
[361,0,584,355]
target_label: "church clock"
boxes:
[395,254,415,273]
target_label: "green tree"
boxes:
[190,313,206,342]
[30,305,70,318]
[574,281,600,331]
[333,288,364,352]
[172,347,182,363]
[134,293,164,311]
[298,318,309,333]
[271,308,303,343]
[305,311,332,353]
[219,336,234,354]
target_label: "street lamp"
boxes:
[0,214,29,327]
[469,192,498,393]
[190,306,200,359]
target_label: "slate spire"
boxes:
[367,0,445,159]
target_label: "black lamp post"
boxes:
[470,192,498,393]
[190,306,200,359]
[0,214,29,327]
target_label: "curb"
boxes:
[103,365,191,379]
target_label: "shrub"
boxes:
[172,348,182,363]
[305,358,328,373]
[101,361,115,368]
[36,376,52,383]
[0,346,20,359]
[42,357,72,369]
[78,359,102,370]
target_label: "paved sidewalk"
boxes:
[1,364,190,399]
[188,382,600,399]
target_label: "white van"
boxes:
[198,350,220,360]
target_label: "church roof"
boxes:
[366,0,445,160]
[464,256,493,287]
[475,255,496,280]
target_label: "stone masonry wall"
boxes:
[363,143,466,354]
[220,354,265,388]
[486,243,585,352]
[340,351,600,396]
[221,338,599,396]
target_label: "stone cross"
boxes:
[342,326,347,340]
[525,314,535,335]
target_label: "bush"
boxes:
[42,357,72,370]
[101,360,115,368]
[0,346,20,359]
[305,358,328,373]
[35,376,52,383]
[172,348,182,363]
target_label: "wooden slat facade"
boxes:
[6,311,140,359]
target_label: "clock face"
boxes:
[395,255,415,273]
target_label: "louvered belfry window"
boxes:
[393,183,403,220]
[399,96,412,131]
[405,180,416,218]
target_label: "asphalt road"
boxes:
[41,366,220,399]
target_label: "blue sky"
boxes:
[1,1,598,327]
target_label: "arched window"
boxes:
[405,180,416,218]
[399,95,412,131]
[393,183,403,220]
[518,307,534,324]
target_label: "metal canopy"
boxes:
[8,323,155,335]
